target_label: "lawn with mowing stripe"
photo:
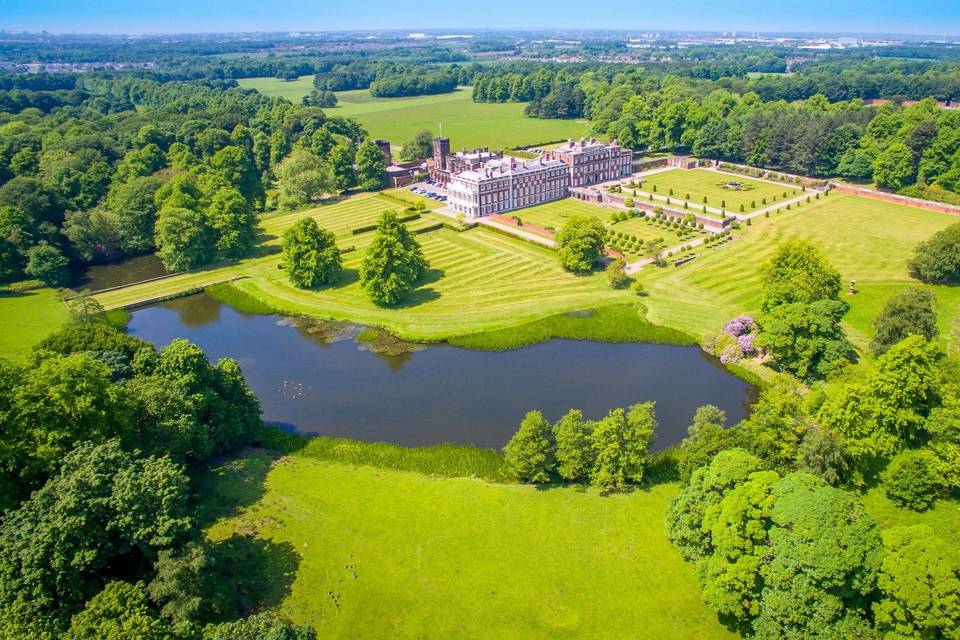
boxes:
[93,192,630,340]
[199,451,735,640]
[641,169,802,213]
[639,193,960,356]
[0,287,70,361]
[238,79,589,151]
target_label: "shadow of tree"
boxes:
[190,450,275,530]
[206,535,301,620]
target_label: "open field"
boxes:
[640,169,802,213]
[237,79,589,151]
[516,198,702,259]
[200,450,735,640]
[0,287,69,361]
[91,192,630,340]
[637,193,960,355]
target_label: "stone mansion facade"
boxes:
[432,137,632,218]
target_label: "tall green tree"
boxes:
[553,409,594,481]
[589,402,657,490]
[359,210,428,305]
[503,410,554,483]
[206,187,256,260]
[873,142,915,190]
[281,218,341,288]
[870,286,939,355]
[25,241,69,286]
[328,143,357,193]
[555,215,606,274]
[154,206,213,272]
[354,140,387,190]
[210,145,264,209]
[400,130,434,161]
[908,222,960,284]
[65,581,175,640]
[276,148,330,211]
[759,240,842,311]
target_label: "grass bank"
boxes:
[200,449,735,639]
[0,287,69,361]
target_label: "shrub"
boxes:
[720,200,726,208]
[605,258,631,289]
[703,196,708,203]
[884,449,942,511]
[631,280,646,296]
[751,200,756,208]
[669,188,674,196]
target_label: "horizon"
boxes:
[3,0,960,38]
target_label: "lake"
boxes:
[128,293,756,451]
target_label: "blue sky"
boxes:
[2,0,958,36]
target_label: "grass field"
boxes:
[236,78,588,151]
[200,450,735,640]
[515,198,702,259]
[0,287,69,361]
[637,192,960,355]
[92,192,631,341]
[641,169,802,213]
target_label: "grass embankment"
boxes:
[237,79,588,151]
[0,287,69,361]
[199,449,735,640]
[638,193,960,356]
[640,168,800,213]
[94,192,632,342]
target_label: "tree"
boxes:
[154,206,213,272]
[908,222,960,284]
[354,140,387,191]
[328,143,357,193]
[797,427,850,486]
[871,286,939,356]
[65,582,175,640]
[276,148,330,211]
[0,440,191,639]
[589,403,657,490]
[25,241,69,286]
[927,407,960,492]
[553,409,593,481]
[359,210,428,305]
[873,142,915,190]
[555,215,606,274]
[302,89,337,108]
[400,130,434,161]
[752,473,881,639]
[759,240,842,311]
[874,525,960,640]
[503,410,554,483]
[676,405,733,482]
[281,218,341,288]
[201,612,316,640]
[210,145,264,209]
[754,298,853,380]
[206,187,256,260]
[63,208,123,263]
[605,257,630,288]
[736,377,809,470]
[883,449,942,511]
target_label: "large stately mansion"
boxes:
[429,137,633,218]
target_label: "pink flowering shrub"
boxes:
[722,315,754,338]
[704,315,758,364]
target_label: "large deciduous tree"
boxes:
[154,206,213,272]
[555,215,606,274]
[503,410,554,483]
[908,222,960,284]
[281,218,341,288]
[206,187,256,260]
[589,402,657,490]
[354,140,387,191]
[359,210,428,305]
[276,148,330,211]
[870,286,939,356]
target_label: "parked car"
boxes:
[426,192,436,198]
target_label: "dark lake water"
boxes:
[127,293,756,451]
[73,255,169,291]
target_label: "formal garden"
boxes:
[629,168,803,214]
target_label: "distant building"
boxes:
[446,137,632,218]
[430,137,503,185]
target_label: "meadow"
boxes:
[0,287,69,361]
[200,450,736,640]
[637,192,960,355]
[236,78,589,151]
[640,169,802,213]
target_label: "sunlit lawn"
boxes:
[640,169,803,213]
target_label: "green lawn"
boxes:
[516,198,702,259]
[639,193,960,356]
[237,79,588,151]
[640,169,802,213]
[93,192,630,341]
[200,451,735,640]
[0,287,70,361]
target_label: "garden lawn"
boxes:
[93,192,630,340]
[237,75,317,101]
[201,451,735,640]
[641,169,802,213]
[638,193,960,356]
[0,287,69,361]
[516,198,702,259]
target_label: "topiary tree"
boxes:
[359,210,428,305]
[281,218,342,289]
[503,410,554,483]
[555,215,606,274]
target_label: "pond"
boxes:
[128,293,757,451]
[73,255,169,292]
